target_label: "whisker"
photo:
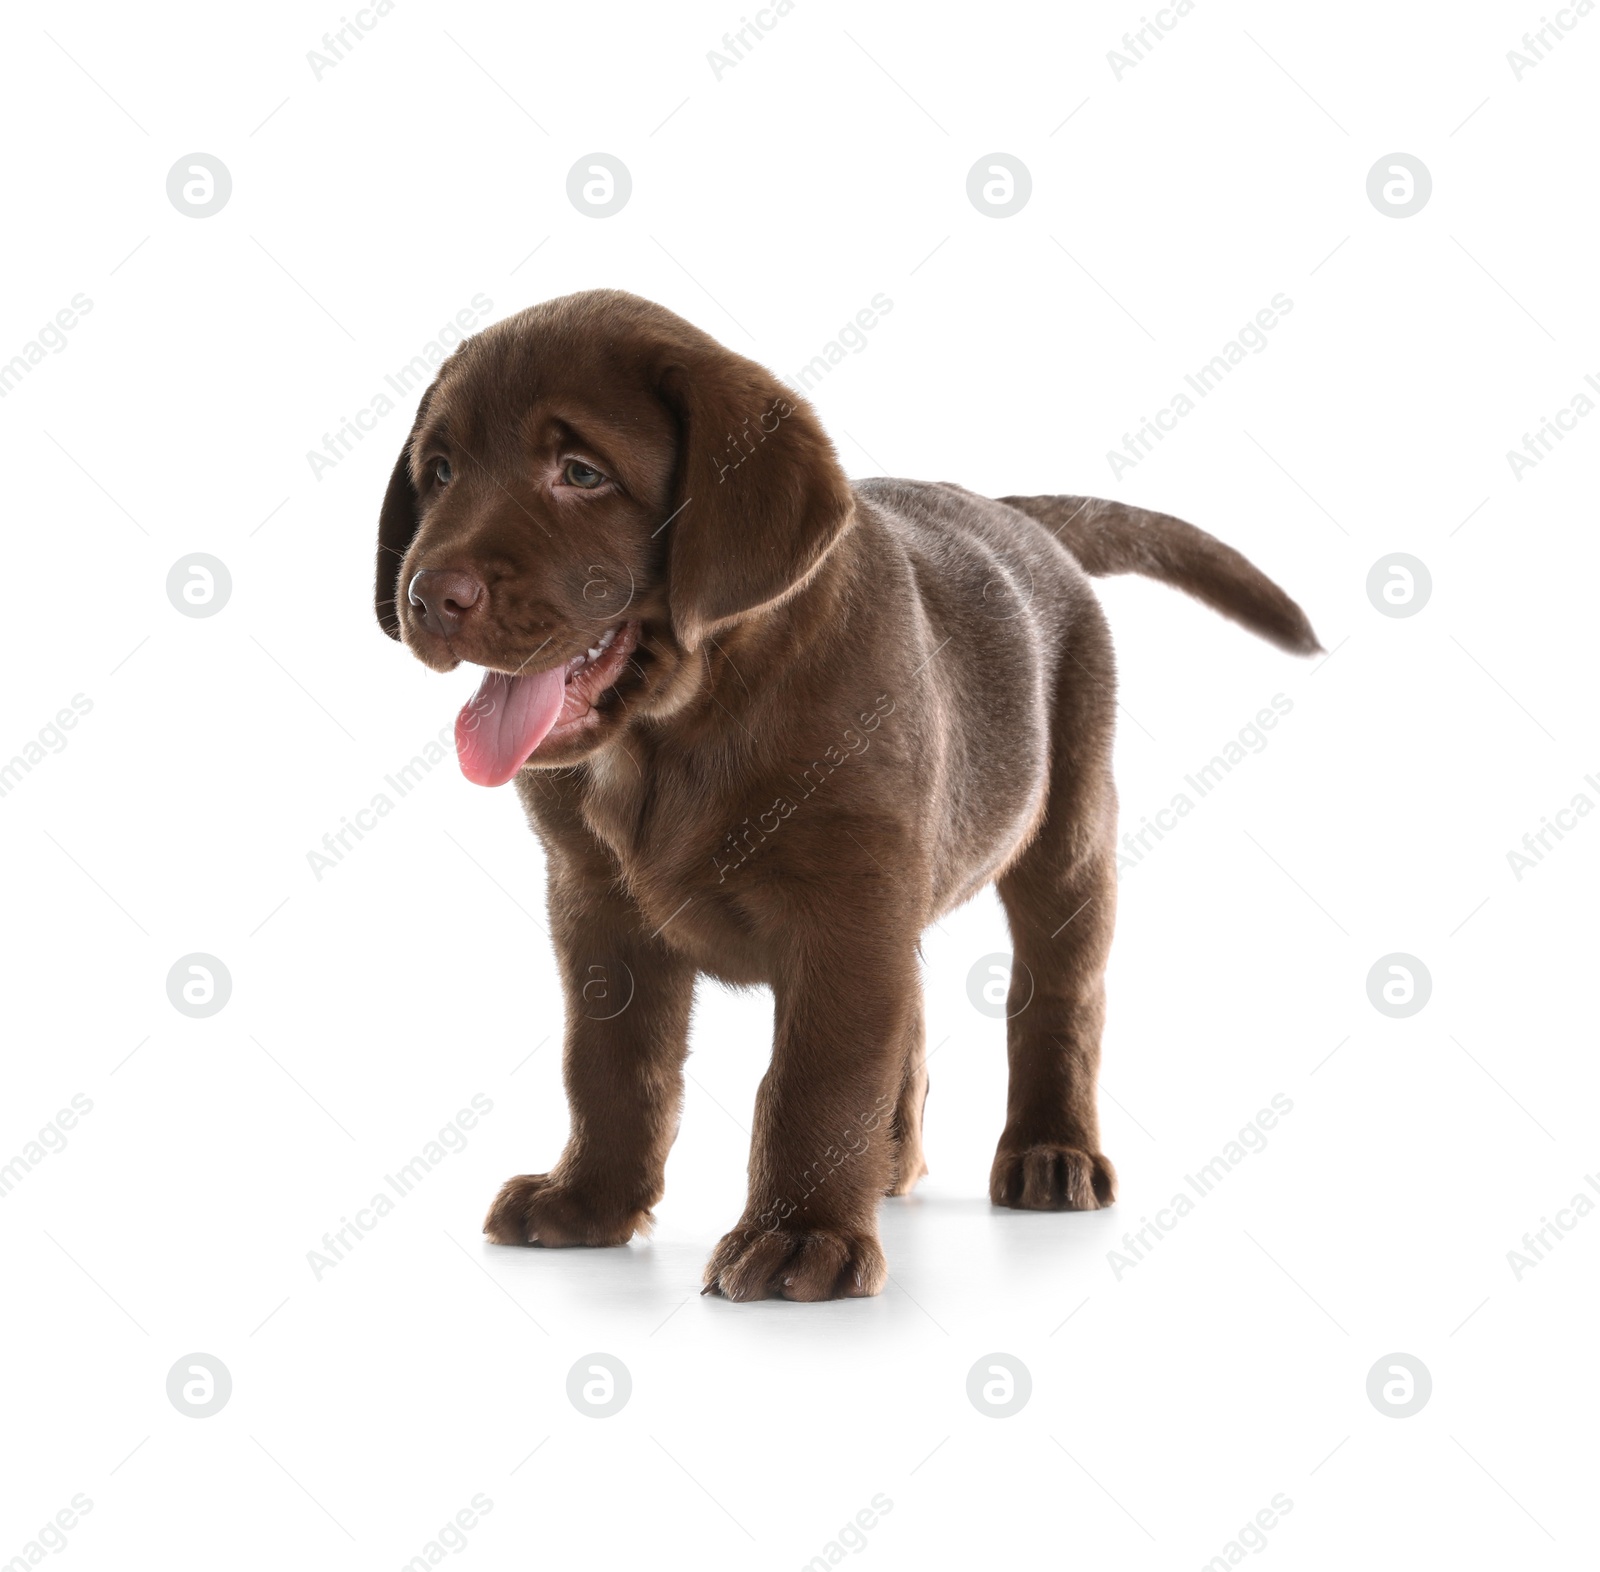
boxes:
[512,637,554,676]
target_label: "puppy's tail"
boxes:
[999,493,1322,656]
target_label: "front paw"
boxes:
[483,1173,651,1247]
[703,1223,887,1302]
[990,1144,1116,1210]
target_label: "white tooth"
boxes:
[587,646,600,660]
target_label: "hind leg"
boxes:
[885,994,929,1196]
[989,619,1120,1211]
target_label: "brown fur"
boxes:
[375,289,1321,1301]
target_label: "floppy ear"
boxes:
[657,357,854,651]
[375,388,435,639]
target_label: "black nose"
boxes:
[408,569,484,637]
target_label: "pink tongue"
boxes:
[455,666,568,787]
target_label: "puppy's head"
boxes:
[376,289,853,783]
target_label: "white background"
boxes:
[2,1,1596,1567]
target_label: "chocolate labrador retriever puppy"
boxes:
[375,289,1319,1301]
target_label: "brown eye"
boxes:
[433,458,452,485]
[564,460,605,489]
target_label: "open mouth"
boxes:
[454,621,641,786]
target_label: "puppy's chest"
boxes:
[577,760,763,961]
